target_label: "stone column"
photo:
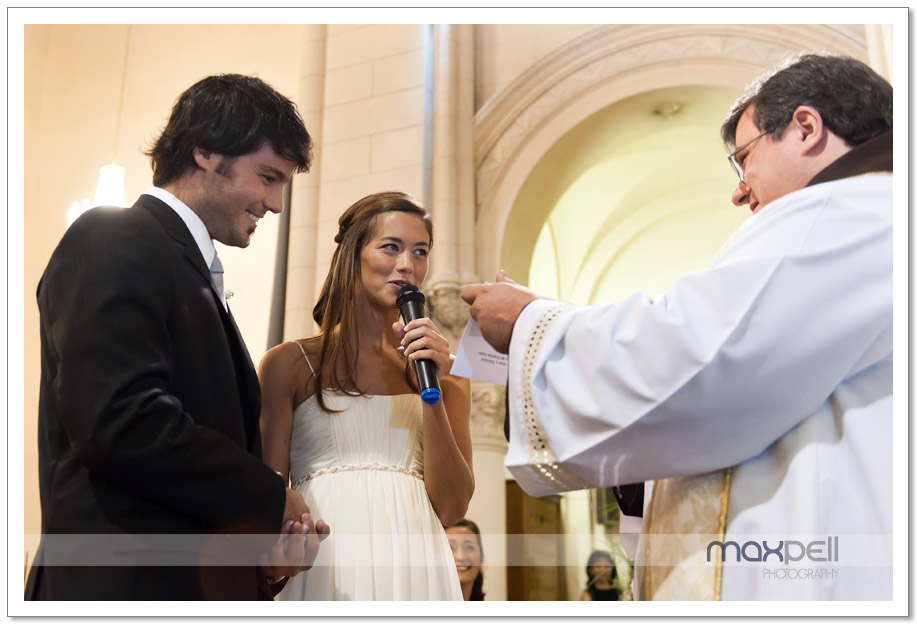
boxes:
[429,24,459,291]
[464,382,509,602]
[454,25,478,288]
[429,25,507,600]
[284,25,326,340]
[864,24,893,83]
[428,24,478,315]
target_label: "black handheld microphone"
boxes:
[396,285,441,404]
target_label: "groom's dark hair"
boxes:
[146,73,312,186]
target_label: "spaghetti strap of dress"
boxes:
[294,340,315,374]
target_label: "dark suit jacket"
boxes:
[25,194,286,600]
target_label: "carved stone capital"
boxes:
[427,285,470,351]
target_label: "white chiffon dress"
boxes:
[278,345,462,601]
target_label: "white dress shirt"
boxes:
[143,186,227,311]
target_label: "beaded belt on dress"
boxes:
[292,463,423,490]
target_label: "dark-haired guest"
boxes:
[445,519,485,600]
[580,550,618,601]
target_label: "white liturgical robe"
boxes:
[505,173,892,600]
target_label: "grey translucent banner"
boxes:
[24,533,893,568]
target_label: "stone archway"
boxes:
[473,24,868,282]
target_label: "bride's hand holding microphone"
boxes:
[393,285,454,403]
[394,318,453,377]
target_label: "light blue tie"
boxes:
[210,253,226,308]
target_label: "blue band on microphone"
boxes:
[420,388,441,404]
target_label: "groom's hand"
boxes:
[287,513,331,572]
[260,513,332,581]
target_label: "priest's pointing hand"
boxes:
[460,270,539,354]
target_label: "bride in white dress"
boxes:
[259,191,473,600]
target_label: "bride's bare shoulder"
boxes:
[261,336,317,375]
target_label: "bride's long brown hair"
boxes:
[309,191,433,413]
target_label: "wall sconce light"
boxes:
[92,163,126,208]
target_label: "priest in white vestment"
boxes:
[462,54,893,601]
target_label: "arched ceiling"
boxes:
[520,85,750,304]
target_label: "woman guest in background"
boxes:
[259,191,473,600]
[580,550,619,601]
[445,519,485,601]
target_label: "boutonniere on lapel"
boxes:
[225,289,234,300]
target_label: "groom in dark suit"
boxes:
[26,74,327,600]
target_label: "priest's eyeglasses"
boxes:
[727,130,770,182]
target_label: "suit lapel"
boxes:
[137,195,262,446]
[138,195,239,326]
[138,196,212,287]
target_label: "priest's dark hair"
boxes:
[721,53,892,148]
[146,73,313,186]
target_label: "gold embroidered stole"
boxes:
[641,469,731,600]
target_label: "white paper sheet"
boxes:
[451,317,508,385]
